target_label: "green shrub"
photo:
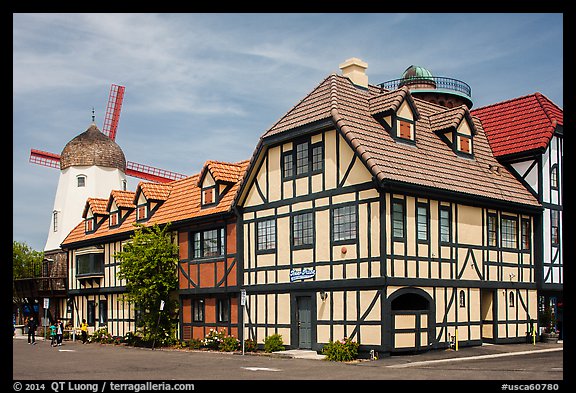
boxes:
[264,334,285,353]
[89,327,115,344]
[203,329,226,350]
[244,338,258,352]
[187,338,203,349]
[322,337,359,362]
[219,335,240,352]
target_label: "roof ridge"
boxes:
[534,92,563,125]
[471,92,541,113]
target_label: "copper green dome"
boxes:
[60,123,126,171]
[402,65,434,80]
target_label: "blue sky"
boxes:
[13,13,563,252]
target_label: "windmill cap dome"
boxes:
[60,123,126,171]
[402,65,434,79]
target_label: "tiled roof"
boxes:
[429,105,477,134]
[136,182,172,202]
[257,74,539,207]
[197,160,246,186]
[62,160,249,247]
[369,86,419,119]
[107,190,135,210]
[471,92,563,158]
[82,198,109,218]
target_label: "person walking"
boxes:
[55,319,64,346]
[26,316,38,345]
[80,319,89,344]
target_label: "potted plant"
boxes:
[540,305,559,343]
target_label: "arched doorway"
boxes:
[387,288,435,353]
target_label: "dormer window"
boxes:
[136,204,147,221]
[85,217,95,233]
[109,211,119,227]
[398,119,413,140]
[202,186,216,206]
[458,135,472,154]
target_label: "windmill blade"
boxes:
[29,149,61,169]
[29,148,186,184]
[102,84,125,140]
[126,161,187,183]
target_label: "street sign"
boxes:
[240,289,246,306]
[43,298,49,308]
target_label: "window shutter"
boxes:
[399,120,411,139]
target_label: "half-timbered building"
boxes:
[233,58,542,355]
[61,160,248,339]
[472,94,564,339]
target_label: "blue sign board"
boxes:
[290,268,316,282]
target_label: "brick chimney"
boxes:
[339,57,368,88]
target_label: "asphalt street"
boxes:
[12,336,563,383]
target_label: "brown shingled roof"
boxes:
[135,182,172,202]
[429,104,477,134]
[62,160,249,247]
[254,73,539,208]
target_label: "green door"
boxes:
[297,296,312,349]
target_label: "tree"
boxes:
[13,241,43,279]
[115,223,179,346]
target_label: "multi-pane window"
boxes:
[282,138,324,179]
[192,299,204,322]
[312,144,323,171]
[217,298,229,323]
[551,165,558,190]
[87,301,96,326]
[551,210,560,244]
[440,206,451,243]
[53,211,59,232]
[488,214,498,247]
[193,228,225,258]
[293,212,314,247]
[332,205,356,242]
[501,217,518,249]
[283,153,294,178]
[257,219,276,251]
[296,141,309,175]
[392,200,405,239]
[417,204,428,242]
[77,175,86,187]
[521,219,531,250]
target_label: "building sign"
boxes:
[290,268,316,282]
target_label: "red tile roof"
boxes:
[62,160,249,247]
[136,182,172,202]
[471,92,563,158]
[107,190,136,210]
[249,74,539,208]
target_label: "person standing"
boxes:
[55,319,64,346]
[80,319,89,344]
[49,322,57,347]
[26,316,38,345]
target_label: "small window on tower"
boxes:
[77,175,86,187]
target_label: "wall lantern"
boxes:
[320,290,328,302]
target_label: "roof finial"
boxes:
[91,107,95,123]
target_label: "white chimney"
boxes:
[339,57,368,88]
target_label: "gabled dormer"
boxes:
[370,86,420,144]
[106,190,135,228]
[198,160,244,208]
[82,198,108,234]
[133,182,172,222]
[429,105,477,157]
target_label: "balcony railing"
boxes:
[378,76,472,98]
[13,277,67,298]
